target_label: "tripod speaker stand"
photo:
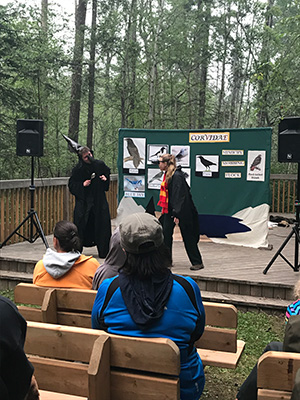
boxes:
[0,156,48,249]
[263,164,300,274]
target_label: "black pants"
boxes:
[159,213,203,266]
[236,341,283,400]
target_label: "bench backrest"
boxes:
[257,351,300,400]
[25,321,180,400]
[16,283,240,359]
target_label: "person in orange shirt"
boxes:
[33,220,99,289]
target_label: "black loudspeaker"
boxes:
[278,116,300,163]
[16,119,44,157]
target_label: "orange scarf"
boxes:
[158,173,168,214]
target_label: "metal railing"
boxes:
[0,175,118,245]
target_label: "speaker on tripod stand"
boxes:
[263,116,300,274]
[0,119,48,249]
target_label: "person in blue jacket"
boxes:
[92,212,205,400]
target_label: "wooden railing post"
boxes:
[270,174,297,215]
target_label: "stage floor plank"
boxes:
[0,225,299,290]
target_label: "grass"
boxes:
[0,289,14,302]
[202,310,285,399]
[0,290,285,399]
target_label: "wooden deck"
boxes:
[1,223,299,309]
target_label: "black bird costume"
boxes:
[69,157,111,258]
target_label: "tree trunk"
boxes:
[120,0,138,128]
[87,0,97,149]
[256,0,274,127]
[68,0,88,141]
[40,0,48,129]
[196,0,211,129]
[147,0,164,129]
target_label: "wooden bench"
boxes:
[257,351,300,399]
[15,282,245,369]
[25,321,180,400]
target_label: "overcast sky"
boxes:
[0,0,75,14]
[0,1,96,37]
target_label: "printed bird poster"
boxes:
[147,169,164,190]
[123,137,146,174]
[124,175,145,192]
[247,151,265,182]
[195,155,219,178]
[147,144,169,165]
[171,145,190,166]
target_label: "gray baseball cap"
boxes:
[119,213,164,254]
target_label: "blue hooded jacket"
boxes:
[92,273,205,400]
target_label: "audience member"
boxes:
[92,227,126,290]
[285,279,300,322]
[157,153,204,270]
[33,220,99,289]
[291,368,300,400]
[236,315,300,400]
[92,212,206,400]
[0,295,39,400]
[68,146,111,258]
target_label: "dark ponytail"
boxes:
[53,221,82,253]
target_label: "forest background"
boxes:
[0,0,299,179]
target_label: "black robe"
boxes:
[68,158,111,258]
[168,167,200,240]
[159,167,203,266]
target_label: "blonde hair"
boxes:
[294,279,300,299]
[160,154,176,183]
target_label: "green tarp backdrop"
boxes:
[118,127,272,248]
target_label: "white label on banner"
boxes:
[129,168,139,174]
[124,191,145,198]
[203,171,212,177]
[222,150,244,155]
[225,172,241,178]
[222,161,245,167]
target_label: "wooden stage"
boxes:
[0,223,299,310]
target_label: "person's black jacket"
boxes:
[168,167,200,238]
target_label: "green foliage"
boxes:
[0,289,14,302]
[2,0,300,177]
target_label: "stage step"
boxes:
[201,290,290,312]
[0,270,33,290]
[0,257,35,274]
[189,275,294,302]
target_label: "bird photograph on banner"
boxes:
[197,155,217,170]
[171,145,190,166]
[250,154,262,171]
[124,175,145,191]
[147,144,169,164]
[247,150,266,182]
[147,169,164,189]
[123,137,145,169]
[196,154,219,177]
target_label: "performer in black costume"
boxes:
[158,153,204,270]
[68,146,111,258]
